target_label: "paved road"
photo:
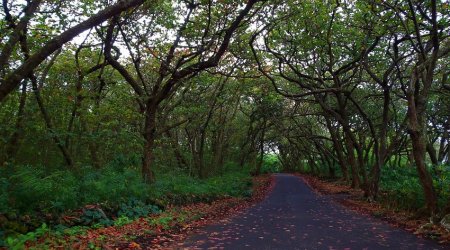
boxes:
[179,174,446,250]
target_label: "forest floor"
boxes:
[297,174,450,245]
[18,174,275,249]
[174,174,446,249]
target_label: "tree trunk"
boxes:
[344,133,360,188]
[368,87,390,200]
[31,75,73,168]
[166,130,188,169]
[407,87,438,216]
[426,142,439,166]
[324,116,349,181]
[142,103,157,183]
[254,120,266,175]
[4,80,28,164]
[410,128,438,216]
[212,129,226,172]
[255,141,264,176]
[438,121,449,163]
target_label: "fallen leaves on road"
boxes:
[297,174,450,245]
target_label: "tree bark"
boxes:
[438,120,449,163]
[406,72,438,215]
[324,116,349,181]
[165,130,188,169]
[31,75,73,168]
[3,80,28,164]
[142,103,157,183]
[254,119,267,176]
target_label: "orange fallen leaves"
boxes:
[24,174,275,250]
[296,173,450,245]
[128,241,142,249]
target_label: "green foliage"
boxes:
[0,177,9,213]
[117,198,161,219]
[80,209,112,227]
[80,166,150,205]
[5,223,49,250]
[0,160,155,240]
[7,167,79,213]
[379,165,450,211]
[0,160,253,243]
[150,167,252,206]
[379,167,425,210]
[261,154,282,174]
[113,216,133,227]
[433,164,450,206]
[1,162,151,215]
[56,225,88,237]
[148,216,173,230]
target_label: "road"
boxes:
[179,174,445,249]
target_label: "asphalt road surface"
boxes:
[179,174,446,250]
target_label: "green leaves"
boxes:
[5,223,49,250]
[118,198,161,219]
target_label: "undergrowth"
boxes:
[0,156,253,248]
[379,164,450,212]
[301,162,450,213]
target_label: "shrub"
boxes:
[79,167,150,204]
[8,167,78,213]
[5,223,49,250]
[380,167,426,211]
[149,167,252,205]
[0,177,9,214]
[117,198,161,219]
[80,208,112,227]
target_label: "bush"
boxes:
[379,167,423,210]
[149,167,252,205]
[378,165,450,211]
[1,163,252,214]
[79,208,113,227]
[117,198,161,219]
[80,167,150,204]
[5,223,49,250]
[8,167,79,213]
[433,164,450,208]
[0,177,9,214]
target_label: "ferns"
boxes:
[7,168,78,213]
[0,161,252,244]
[1,164,150,214]
[0,161,252,217]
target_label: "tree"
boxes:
[101,0,264,182]
[0,0,148,102]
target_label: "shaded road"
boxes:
[179,174,445,249]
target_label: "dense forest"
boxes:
[0,0,449,247]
